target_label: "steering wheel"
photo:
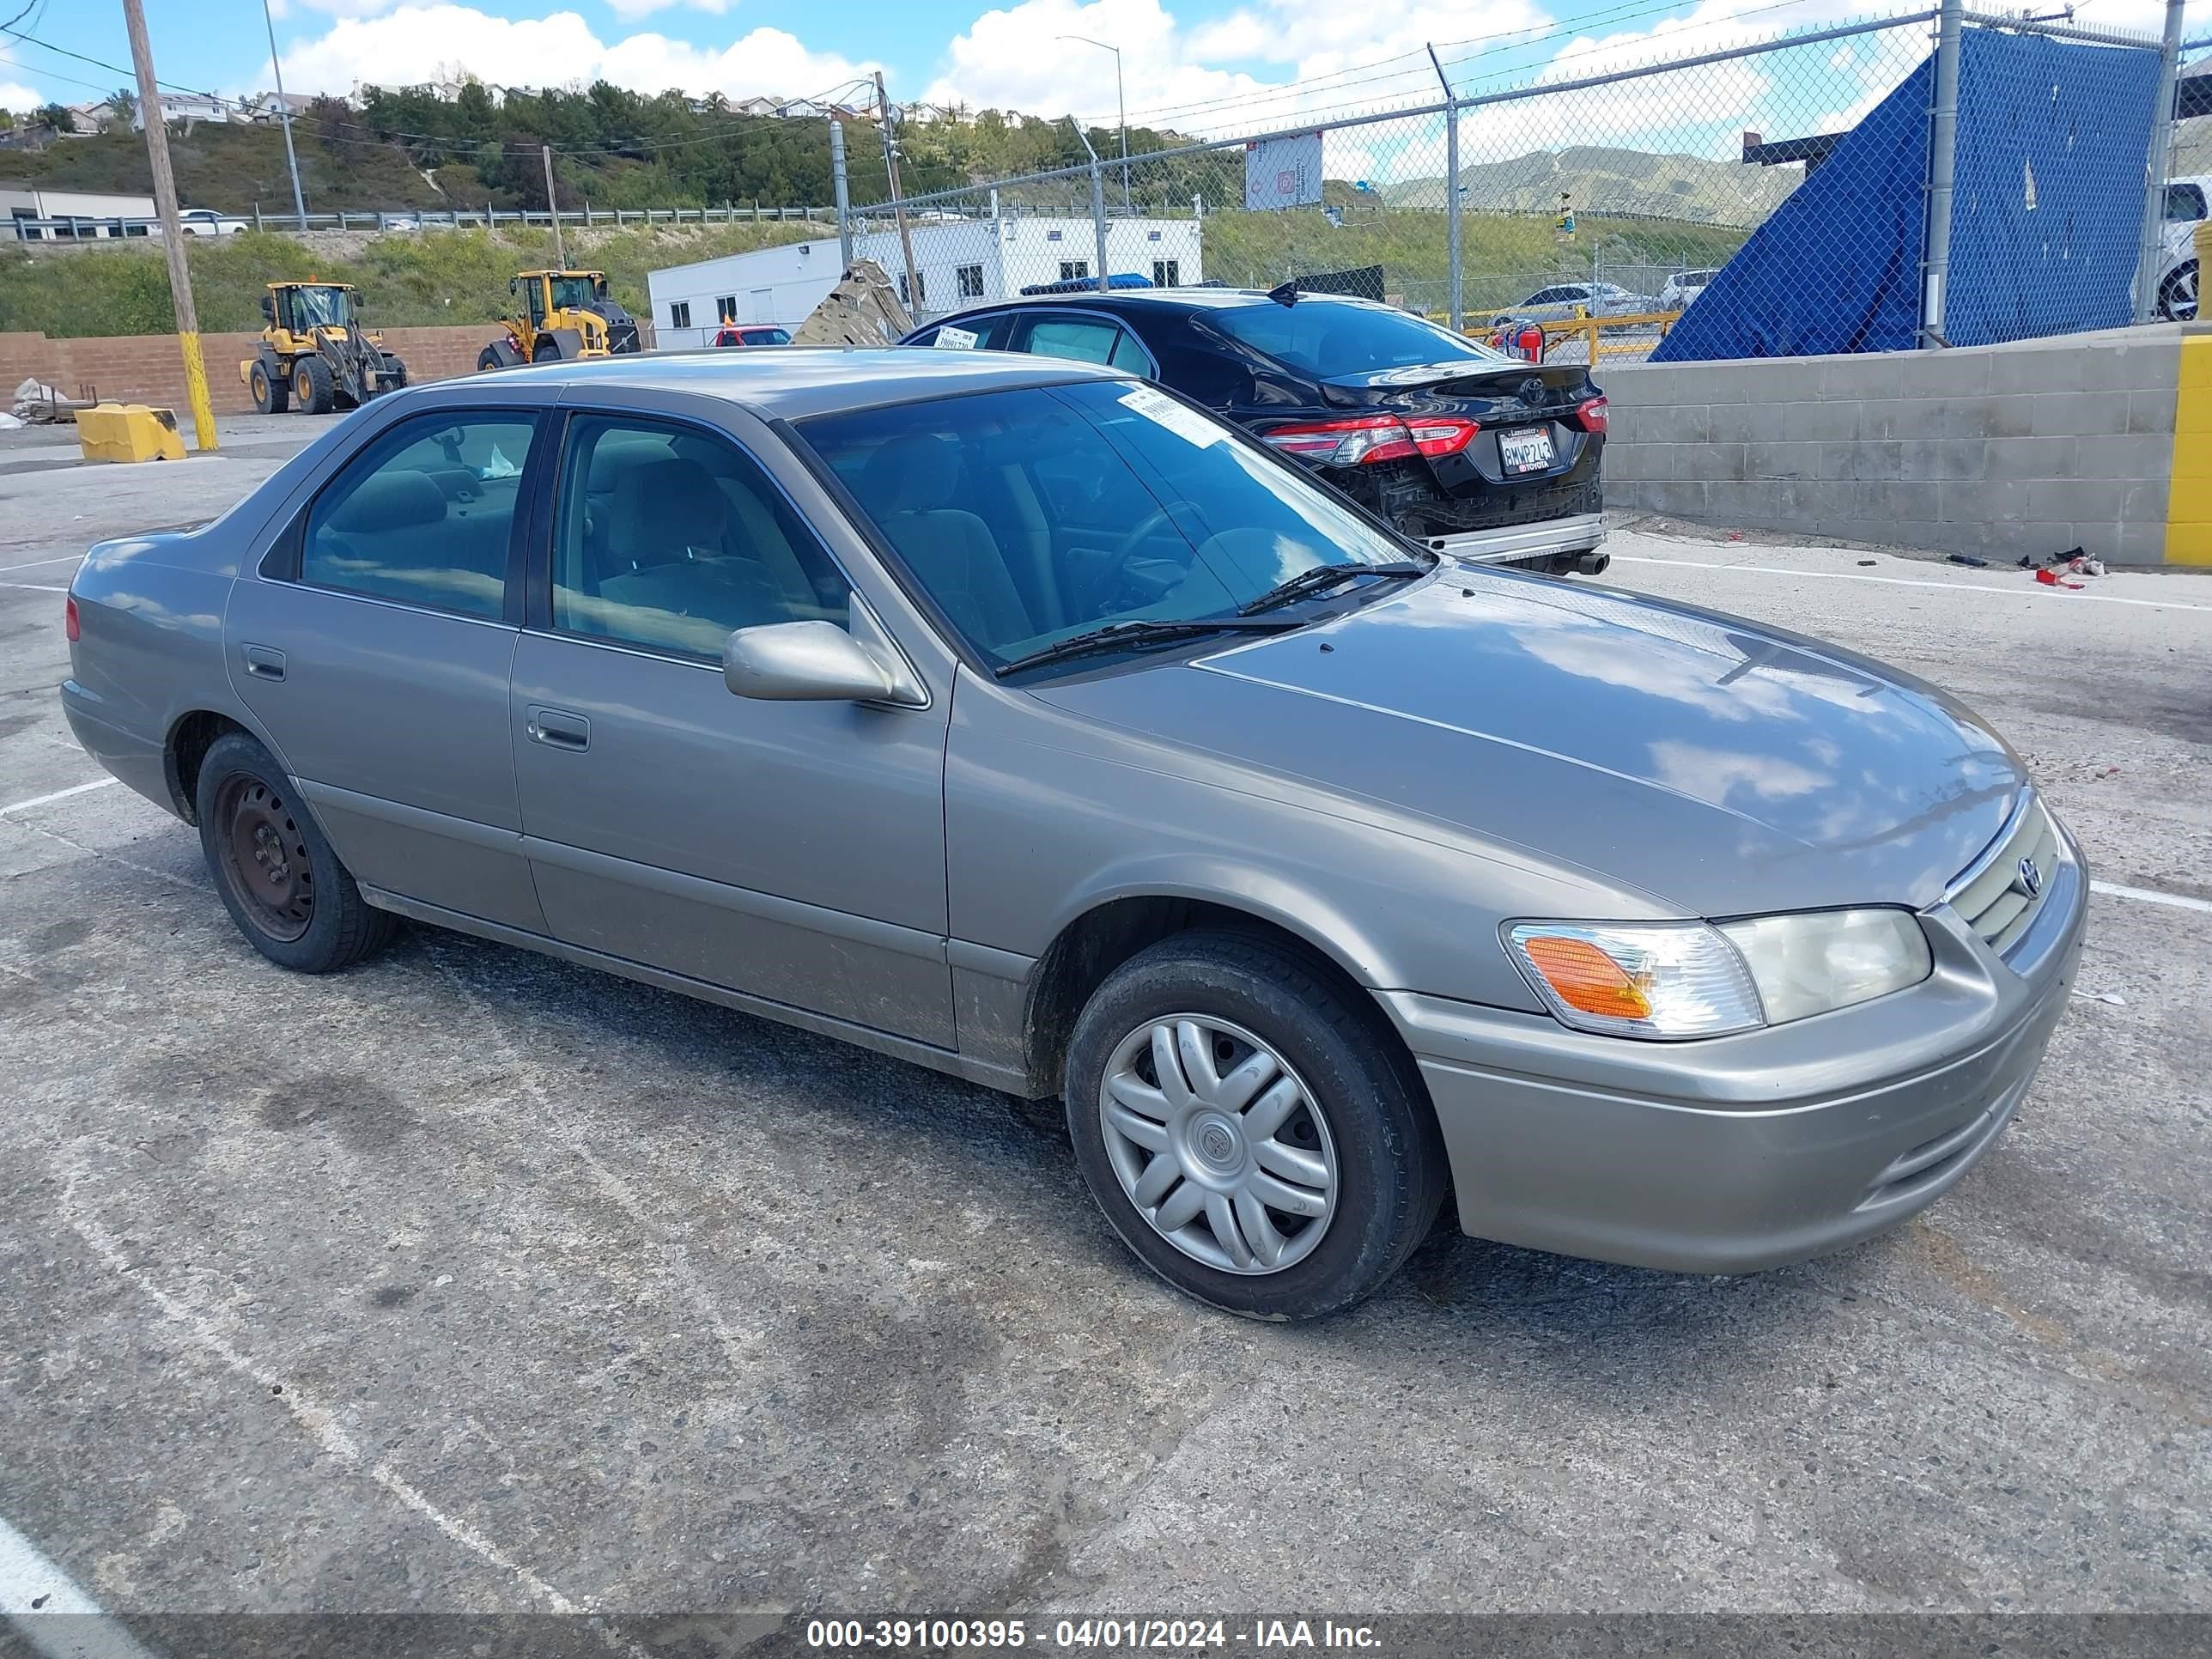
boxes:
[1101,506,1185,608]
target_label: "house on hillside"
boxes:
[733,96,781,117]
[240,91,311,125]
[65,99,125,134]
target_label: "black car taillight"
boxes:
[1262,414,1480,466]
[1577,395,1609,435]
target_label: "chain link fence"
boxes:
[842,5,2179,362]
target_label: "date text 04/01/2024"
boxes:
[803,1619,1382,1650]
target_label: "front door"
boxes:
[226,408,547,930]
[509,408,955,1046]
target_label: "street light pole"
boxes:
[260,0,307,229]
[1060,35,1129,211]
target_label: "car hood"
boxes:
[1031,572,2024,919]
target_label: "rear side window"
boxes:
[1012,314,1152,375]
[301,413,537,619]
[1209,300,1500,379]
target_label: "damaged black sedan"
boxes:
[902,287,1609,575]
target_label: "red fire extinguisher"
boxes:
[1490,319,1545,362]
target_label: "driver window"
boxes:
[551,415,850,659]
[527,283,547,325]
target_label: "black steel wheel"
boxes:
[212,772,315,942]
[195,732,398,973]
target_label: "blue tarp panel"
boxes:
[1654,31,2160,361]
[1945,32,2160,344]
[1651,58,1931,360]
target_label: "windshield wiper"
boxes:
[1237,560,1428,617]
[993,617,1304,678]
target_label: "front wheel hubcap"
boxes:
[1099,1015,1339,1276]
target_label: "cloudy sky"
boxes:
[1,0,2195,167]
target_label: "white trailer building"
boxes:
[647,215,1204,347]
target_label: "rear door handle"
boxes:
[526,706,590,751]
[241,644,286,682]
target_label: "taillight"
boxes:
[1261,414,1479,466]
[64,595,78,642]
[1577,395,1609,435]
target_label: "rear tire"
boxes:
[292,356,333,415]
[196,732,397,974]
[1063,931,1447,1321]
[248,361,288,414]
[477,344,507,373]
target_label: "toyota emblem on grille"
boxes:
[1518,377,1546,406]
[2013,856,2042,899]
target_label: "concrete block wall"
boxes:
[1602,325,2184,567]
[0,325,498,416]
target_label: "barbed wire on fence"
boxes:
[840,5,2184,358]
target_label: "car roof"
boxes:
[467,343,1130,420]
[929,287,1403,323]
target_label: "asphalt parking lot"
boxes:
[0,433,2207,1642]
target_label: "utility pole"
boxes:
[876,71,921,314]
[120,0,216,452]
[542,145,567,267]
[1060,37,1130,213]
[829,117,854,268]
[259,0,307,228]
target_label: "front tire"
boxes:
[2160,259,2198,322]
[532,337,562,362]
[196,732,397,973]
[292,356,333,415]
[1064,931,1446,1320]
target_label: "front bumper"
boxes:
[1387,832,2087,1274]
[1422,510,1607,567]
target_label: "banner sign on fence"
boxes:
[1244,133,1323,210]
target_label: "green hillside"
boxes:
[0,223,823,337]
[1389,145,1801,227]
[0,124,451,215]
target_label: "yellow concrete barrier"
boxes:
[77,402,188,465]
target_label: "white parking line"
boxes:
[0,1512,161,1659]
[1,779,118,817]
[1612,554,2212,614]
[0,580,68,593]
[1,554,85,572]
[2092,879,2212,915]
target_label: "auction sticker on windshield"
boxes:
[1120,386,1224,447]
[934,325,979,350]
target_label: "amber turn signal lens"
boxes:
[1520,935,1653,1020]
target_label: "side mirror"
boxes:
[723,620,922,705]
[260,295,275,323]
[508,278,519,296]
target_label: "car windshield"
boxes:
[745,328,791,344]
[291,286,351,327]
[798,380,1421,673]
[1207,299,1504,379]
[550,275,599,310]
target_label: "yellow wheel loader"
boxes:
[477,270,641,370]
[240,281,408,415]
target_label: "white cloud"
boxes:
[0,44,43,110]
[605,0,733,21]
[925,0,1269,125]
[267,5,872,100]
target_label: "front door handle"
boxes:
[526,705,590,751]
[241,644,286,682]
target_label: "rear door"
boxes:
[226,404,549,930]
[507,395,958,1046]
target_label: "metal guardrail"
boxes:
[0,203,840,240]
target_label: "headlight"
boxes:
[1505,909,1932,1041]
[1717,908,1931,1025]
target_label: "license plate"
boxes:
[1499,425,1556,474]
